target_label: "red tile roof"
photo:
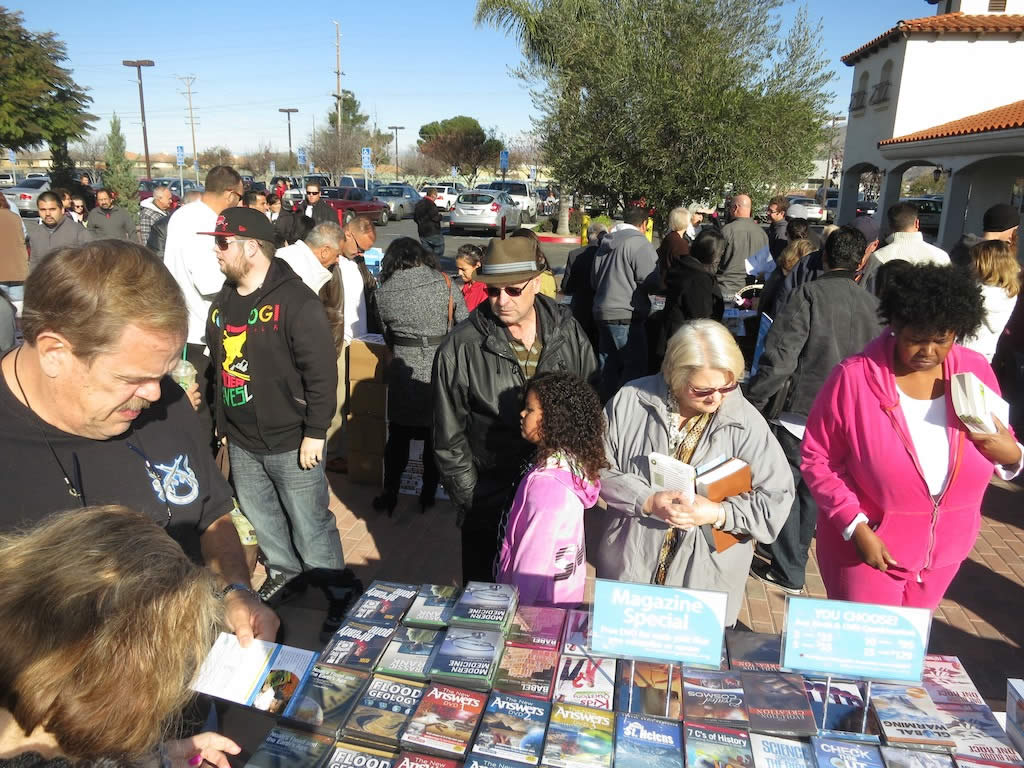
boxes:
[879,100,1024,145]
[842,12,1024,65]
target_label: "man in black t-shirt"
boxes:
[0,241,279,647]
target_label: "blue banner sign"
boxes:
[781,597,931,683]
[590,579,727,666]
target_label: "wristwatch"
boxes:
[218,582,257,600]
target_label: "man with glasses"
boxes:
[302,182,336,225]
[433,237,597,584]
[201,208,359,638]
[164,165,245,456]
[766,195,790,262]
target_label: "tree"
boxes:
[326,89,369,131]
[477,0,833,233]
[417,116,504,188]
[402,149,448,185]
[70,134,107,169]
[103,114,138,222]
[0,8,94,151]
[198,146,235,170]
[242,142,292,178]
[310,88,391,179]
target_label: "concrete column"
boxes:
[876,169,904,241]
[836,170,862,226]
[963,158,1022,235]
[937,168,971,253]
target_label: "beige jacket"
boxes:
[0,209,28,282]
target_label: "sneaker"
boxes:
[257,571,306,607]
[753,543,772,562]
[320,586,362,643]
[749,559,803,596]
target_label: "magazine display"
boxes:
[750,733,815,768]
[614,714,684,768]
[684,721,753,768]
[400,684,487,758]
[614,661,683,719]
[554,656,616,710]
[743,672,816,737]
[283,664,369,735]
[683,669,749,726]
[470,691,550,765]
[493,645,558,699]
[405,585,461,630]
[542,703,615,768]
[244,727,335,768]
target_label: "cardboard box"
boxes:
[348,337,388,383]
[347,413,387,455]
[348,451,384,486]
[348,380,387,420]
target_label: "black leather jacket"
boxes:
[432,294,598,520]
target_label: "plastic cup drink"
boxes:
[171,358,197,390]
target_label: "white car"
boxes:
[449,189,522,236]
[419,183,465,211]
[481,180,538,222]
[788,196,826,223]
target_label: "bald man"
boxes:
[717,194,769,301]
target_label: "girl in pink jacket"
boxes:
[802,265,1022,609]
[497,372,607,608]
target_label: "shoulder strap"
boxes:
[442,272,454,331]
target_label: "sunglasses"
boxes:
[486,284,528,298]
[214,236,236,251]
[688,382,739,398]
[306,190,320,196]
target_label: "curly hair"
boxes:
[525,372,608,484]
[380,236,439,283]
[878,263,985,340]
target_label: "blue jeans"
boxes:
[229,443,345,578]
[597,321,647,401]
[420,234,444,262]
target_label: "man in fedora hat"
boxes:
[433,236,598,584]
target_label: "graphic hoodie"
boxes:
[497,455,601,608]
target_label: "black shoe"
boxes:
[418,489,436,514]
[749,559,803,596]
[316,569,365,642]
[257,571,307,607]
[372,491,398,517]
[753,543,772,562]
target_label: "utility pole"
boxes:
[388,125,404,182]
[178,75,200,184]
[122,59,155,179]
[333,21,343,184]
[279,108,298,173]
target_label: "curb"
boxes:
[536,233,581,245]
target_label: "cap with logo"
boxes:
[197,207,276,243]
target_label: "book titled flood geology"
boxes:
[341,674,427,750]
[327,742,397,768]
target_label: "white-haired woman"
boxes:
[595,319,794,625]
[657,207,692,278]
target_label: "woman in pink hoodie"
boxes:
[803,265,1022,609]
[497,372,607,608]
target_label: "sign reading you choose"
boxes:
[590,580,727,666]
[781,597,931,683]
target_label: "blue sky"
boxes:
[11,0,935,157]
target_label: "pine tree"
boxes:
[103,114,138,222]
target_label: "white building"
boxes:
[836,0,1024,248]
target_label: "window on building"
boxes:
[989,0,1008,11]
[870,60,894,106]
[850,71,869,111]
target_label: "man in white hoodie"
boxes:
[137,184,173,245]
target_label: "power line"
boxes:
[177,75,200,183]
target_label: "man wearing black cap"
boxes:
[433,237,598,584]
[949,202,1020,267]
[201,207,360,637]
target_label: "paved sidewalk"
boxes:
[324,471,1024,703]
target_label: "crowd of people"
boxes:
[0,164,1022,768]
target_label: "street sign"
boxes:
[361,147,372,170]
[309,162,314,173]
[499,149,509,171]
[269,160,276,175]
[297,148,307,166]
[193,159,199,171]
[176,146,184,167]
[529,165,536,180]
[451,165,457,179]
[7,150,14,165]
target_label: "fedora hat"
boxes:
[476,237,543,286]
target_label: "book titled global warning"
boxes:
[404,585,461,630]
[684,721,753,768]
[743,671,817,737]
[244,727,335,768]
[614,714,683,768]
[542,703,615,768]
[283,663,369,736]
[399,684,487,759]
[750,733,815,768]
[471,691,550,765]
[347,581,418,628]
[870,684,955,750]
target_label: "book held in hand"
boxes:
[951,372,1009,435]
[244,727,335,768]
[542,703,615,768]
[614,713,683,768]
[283,663,369,735]
[554,656,616,710]
[506,604,566,650]
[493,644,558,699]
[471,690,550,765]
[750,733,815,768]
[696,457,753,552]
[684,721,753,768]
[404,585,461,630]
[743,671,817,737]
[683,669,748,726]
[399,684,487,759]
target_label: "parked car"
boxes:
[373,184,421,221]
[856,198,878,217]
[825,198,839,223]
[3,178,51,216]
[418,183,464,212]
[25,172,49,180]
[787,196,826,222]
[0,172,16,187]
[900,197,943,231]
[303,174,333,189]
[137,179,181,207]
[480,180,538,222]
[322,186,390,226]
[449,189,522,235]
[270,176,302,191]
[156,177,203,200]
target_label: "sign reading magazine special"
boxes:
[781,597,931,683]
[589,580,727,666]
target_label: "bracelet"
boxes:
[218,582,257,600]
[713,504,726,529]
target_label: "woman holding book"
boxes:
[803,264,1023,609]
[0,505,238,768]
[595,319,794,626]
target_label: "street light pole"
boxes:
[387,125,404,182]
[122,59,155,180]
[279,108,298,174]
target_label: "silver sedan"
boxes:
[449,189,522,236]
[3,178,50,216]
[373,184,421,221]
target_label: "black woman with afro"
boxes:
[803,263,1023,609]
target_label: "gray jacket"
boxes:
[594,373,793,626]
[86,206,136,241]
[718,217,769,299]
[375,265,467,427]
[590,227,658,322]
[27,217,93,271]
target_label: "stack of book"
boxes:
[404,585,462,630]
[449,582,519,634]
[469,691,550,765]
[340,673,427,752]
[428,627,505,691]
[400,683,488,760]
[376,627,443,682]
